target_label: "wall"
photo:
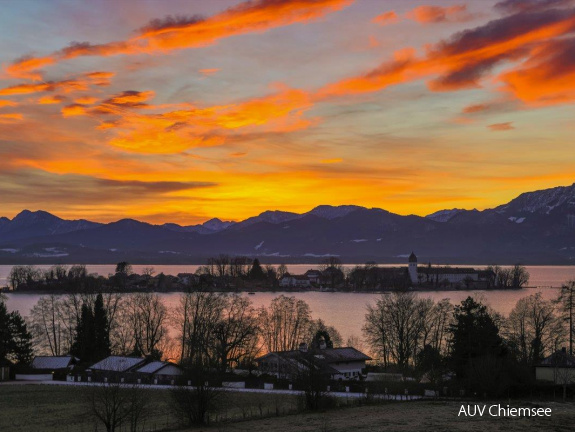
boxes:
[15,374,53,381]
[536,367,575,383]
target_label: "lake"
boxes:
[3,263,574,342]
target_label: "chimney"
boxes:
[562,347,567,354]
[319,340,327,350]
[299,343,308,353]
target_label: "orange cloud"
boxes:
[4,55,55,80]
[462,103,488,113]
[372,11,398,26]
[5,0,352,80]
[321,158,343,163]
[488,122,514,131]
[199,68,220,76]
[0,100,18,108]
[109,129,224,153]
[315,48,425,98]
[0,78,90,96]
[498,37,575,106]
[61,104,89,117]
[38,95,66,104]
[74,95,98,105]
[406,5,472,24]
[85,71,115,86]
[0,113,23,123]
[99,86,315,153]
[105,90,155,107]
[316,5,575,104]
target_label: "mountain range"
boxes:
[1,183,575,265]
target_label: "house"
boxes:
[135,361,183,380]
[30,356,78,373]
[304,270,322,284]
[535,348,575,383]
[87,356,147,374]
[257,344,371,380]
[279,274,312,288]
[177,273,199,285]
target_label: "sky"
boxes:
[1,0,575,225]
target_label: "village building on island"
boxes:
[408,252,494,288]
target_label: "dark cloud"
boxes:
[428,55,510,91]
[138,14,205,33]
[0,169,217,206]
[494,0,575,14]
[433,7,574,57]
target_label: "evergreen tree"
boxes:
[249,259,265,280]
[0,297,33,364]
[93,293,111,361]
[0,299,13,362]
[449,297,505,380]
[8,312,34,365]
[71,303,95,362]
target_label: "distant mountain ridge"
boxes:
[1,183,575,264]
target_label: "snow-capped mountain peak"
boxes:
[495,183,575,214]
[425,208,464,222]
[202,218,235,232]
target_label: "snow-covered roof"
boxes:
[31,356,76,370]
[135,361,177,374]
[88,356,145,372]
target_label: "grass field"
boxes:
[0,383,298,431]
[208,400,575,432]
[1,383,575,432]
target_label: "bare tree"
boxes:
[346,335,367,352]
[8,265,41,290]
[258,295,312,353]
[276,264,288,280]
[126,293,169,358]
[174,291,225,364]
[505,293,564,364]
[363,292,431,370]
[170,365,223,426]
[212,295,259,372]
[29,295,67,355]
[86,381,151,432]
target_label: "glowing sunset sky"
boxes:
[1,0,575,224]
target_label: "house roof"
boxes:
[418,267,487,275]
[258,347,372,364]
[136,361,180,374]
[31,356,76,370]
[538,349,575,368]
[88,356,145,372]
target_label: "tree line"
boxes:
[363,281,575,396]
[5,259,531,294]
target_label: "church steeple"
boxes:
[408,252,418,283]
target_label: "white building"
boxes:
[408,252,490,285]
[535,348,575,383]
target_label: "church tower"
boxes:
[408,252,418,283]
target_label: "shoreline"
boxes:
[2,286,535,295]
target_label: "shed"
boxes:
[31,356,78,372]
